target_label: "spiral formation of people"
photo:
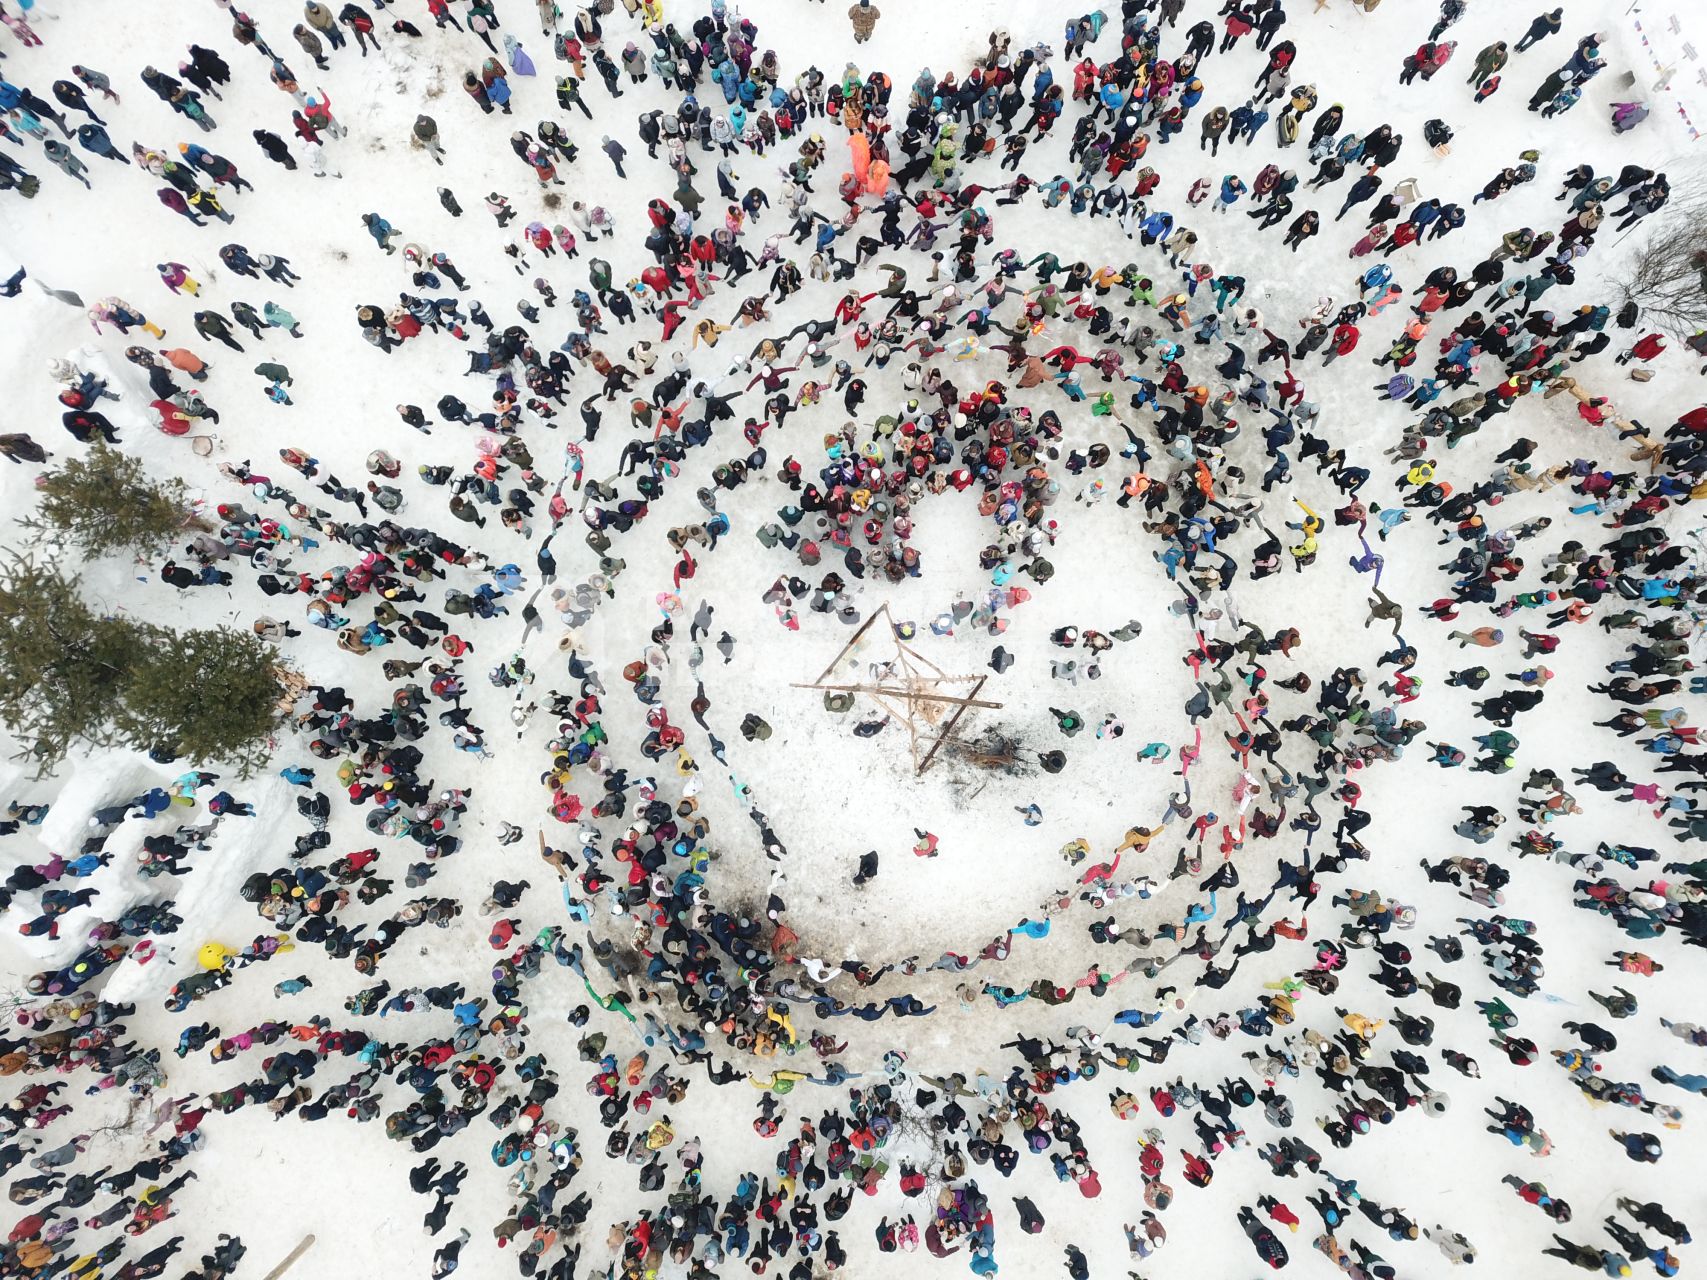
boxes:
[1,0,1705,1276]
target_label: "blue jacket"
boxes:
[76,123,114,154]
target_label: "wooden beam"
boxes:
[809,603,889,684]
[916,675,990,776]
[893,639,953,678]
[903,699,922,768]
[262,1236,316,1280]
[791,682,1003,709]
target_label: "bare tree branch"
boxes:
[1615,178,1707,340]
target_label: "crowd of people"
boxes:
[2,0,1705,1276]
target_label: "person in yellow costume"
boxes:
[1341,1009,1385,1039]
[749,1069,807,1093]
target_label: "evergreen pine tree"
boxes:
[116,627,286,774]
[30,442,197,556]
[0,556,286,774]
[0,554,145,769]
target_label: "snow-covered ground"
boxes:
[3,0,1707,1278]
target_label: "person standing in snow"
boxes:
[849,0,880,43]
